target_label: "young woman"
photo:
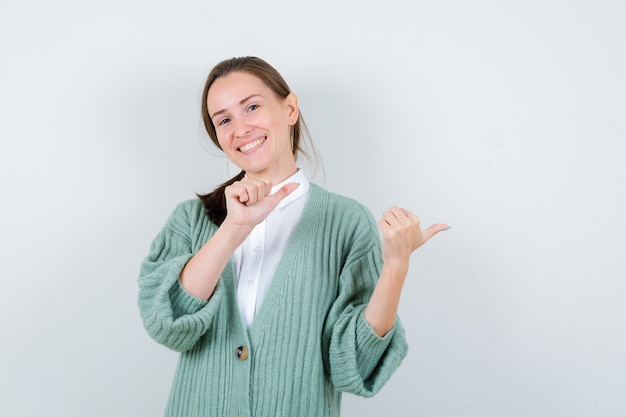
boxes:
[138,56,449,417]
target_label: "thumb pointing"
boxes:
[422,223,452,243]
[266,182,300,207]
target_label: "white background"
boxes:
[1,1,625,416]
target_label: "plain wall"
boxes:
[1,0,625,416]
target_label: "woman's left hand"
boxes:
[378,206,449,267]
[365,207,449,336]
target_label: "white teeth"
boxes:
[239,138,265,152]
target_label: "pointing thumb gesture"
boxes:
[225,179,300,228]
[418,222,451,250]
[378,206,450,264]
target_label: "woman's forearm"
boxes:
[179,221,252,300]
[364,260,409,337]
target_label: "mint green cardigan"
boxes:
[138,184,408,417]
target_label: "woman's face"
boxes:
[206,71,299,184]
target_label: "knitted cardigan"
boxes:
[138,184,408,417]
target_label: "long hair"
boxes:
[197,56,314,225]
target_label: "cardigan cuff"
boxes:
[355,310,395,368]
[169,277,209,318]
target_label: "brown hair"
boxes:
[197,56,314,225]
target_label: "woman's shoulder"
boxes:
[169,197,204,216]
[308,184,379,241]
[164,198,211,229]
[309,183,374,219]
[307,184,381,250]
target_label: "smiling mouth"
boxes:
[238,137,266,152]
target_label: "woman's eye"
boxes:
[247,104,259,112]
[217,118,230,126]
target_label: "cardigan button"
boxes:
[236,346,249,361]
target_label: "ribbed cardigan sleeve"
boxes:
[137,200,224,353]
[325,204,409,397]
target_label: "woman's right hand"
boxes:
[179,178,299,300]
[223,178,300,229]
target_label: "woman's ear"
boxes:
[285,92,299,125]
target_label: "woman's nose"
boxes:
[234,118,250,137]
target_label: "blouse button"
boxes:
[236,346,249,361]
